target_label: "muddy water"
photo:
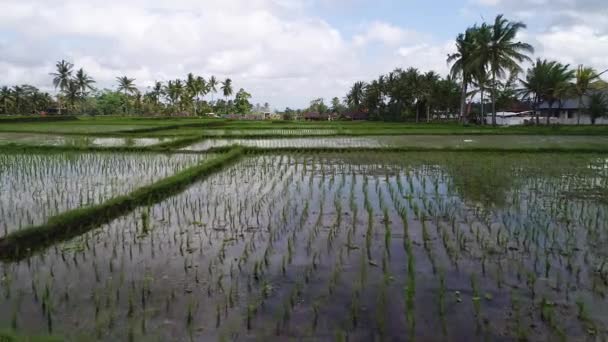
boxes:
[0,152,607,341]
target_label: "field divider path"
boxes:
[0,147,244,262]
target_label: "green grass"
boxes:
[2,116,608,136]
[0,147,244,261]
[0,330,62,342]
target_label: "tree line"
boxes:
[1,60,254,116]
[322,14,607,124]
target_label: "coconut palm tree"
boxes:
[50,59,74,114]
[208,76,218,103]
[347,81,366,110]
[64,80,80,112]
[164,79,184,111]
[520,59,551,124]
[421,71,440,122]
[573,65,604,124]
[74,68,96,96]
[483,15,534,125]
[588,92,608,125]
[11,85,26,114]
[221,78,233,113]
[448,27,478,124]
[541,61,574,124]
[116,76,137,96]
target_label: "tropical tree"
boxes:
[74,68,96,96]
[421,71,440,122]
[346,81,365,110]
[116,76,137,96]
[481,15,534,125]
[208,76,218,102]
[524,60,574,125]
[588,92,608,125]
[164,80,184,110]
[573,65,604,124]
[448,27,477,124]
[520,59,550,124]
[64,80,81,111]
[50,59,74,114]
[234,88,252,114]
[0,86,13,114]
[11,86,25,114]
[221,78,233,113]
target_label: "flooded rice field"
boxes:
[0,152,212,236]
[1,152,607,341]
[182,135,608,151]
[0,133,174,147]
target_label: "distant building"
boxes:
[342,111,369,121]
[303,112,327,121]
[537,92,608,125]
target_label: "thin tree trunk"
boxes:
[460,80,468,124]
[491,73,497,126]
[577,95,583,125]
[546,100,553,125]
[534,96,540,125]
[415,102,419,123]
[426,103,430,122]
[480,89,485,125]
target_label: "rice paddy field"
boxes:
[0,117,608,341]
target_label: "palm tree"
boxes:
[520,59,550,124]
[588,92,608,125]
[483,15,534,125]
[573,65,603,124]
[421,71,440,122]
[116,76,137,96]
[11,85,25,114]
[541,61,574,124]
[347,81,366,110]
[150,81,163,107]
[50,59,74,114]
[208,76,218,103]
[448,27,477,124]
[221,78,233,113]
[74,68,96,96]
[64,80,80,112]
[164,79,184,111]
[0,86,13,115]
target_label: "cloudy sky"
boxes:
[1,0,607,109]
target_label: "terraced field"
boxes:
[0,118,607,341]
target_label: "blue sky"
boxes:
[1,0,607,108]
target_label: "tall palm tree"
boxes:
[164,79,184,110]
[347,81,366,110]
[11,85,25,114]
[116,76,137,96]
[483,15,534,125]
[50,59,74,114]
[64,80,80,112]
[448,27,478,124]
[74,68,96,96]
[573,65,603,124]
[221,78,233,113]
[421,71,440,122]
[520,59,550,124]
[150,81,163,107]
[208,76,218,103]
[541,61,574,124]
